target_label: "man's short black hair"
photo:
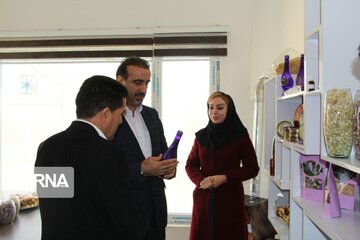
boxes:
[116,56,150,79]
[75,75,128,118]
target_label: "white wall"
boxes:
[0,0,303,196]
[249,0,304,197]
[0,1,304,239]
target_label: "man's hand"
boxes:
[141,154,178,177]
[162,167,177,180]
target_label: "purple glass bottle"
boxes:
[161,130,183,160]
[281,55,294,94]
[295,54,304,91]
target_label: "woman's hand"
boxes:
[199,175,227,189]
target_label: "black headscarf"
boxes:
[196,92,249,151]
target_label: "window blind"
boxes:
[154,35,227,57]
[0,33,227,59]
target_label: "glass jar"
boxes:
[0,199,17,224]
[324,89,354,158]
[9,195,20,215]
[354,90,360,159]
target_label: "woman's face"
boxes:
[208,96,228,124]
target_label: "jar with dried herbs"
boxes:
[324,89,354,158]
[0,199,17,224]
[354,89,360,160]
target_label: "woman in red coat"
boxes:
[186,91,259,240]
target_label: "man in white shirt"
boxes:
[113,57,178,240]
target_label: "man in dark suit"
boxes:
[113,57,178,240]
[35,75,145,240]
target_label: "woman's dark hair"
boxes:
[75,75,128,118]
[116,56,150,79]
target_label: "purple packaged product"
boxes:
[333,166,357,211]
[300,155,327,202]
[161,130,183,160]
[323,164,341,218]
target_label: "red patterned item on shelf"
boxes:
[294,103,304,141]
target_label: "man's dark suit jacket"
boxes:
[113,105,168,234]
[35,121,145,240]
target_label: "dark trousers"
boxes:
[147,227,165,240]
[146,209,166,240]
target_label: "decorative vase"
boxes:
[324,89,354,158]
[354,90,360,160]
[281,55,294,95]
[295,54,304,91]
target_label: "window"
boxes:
[161,59,211,214]
[0,59,152,191]
[0,57,222,214]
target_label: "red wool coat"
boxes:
[185,135,259,240]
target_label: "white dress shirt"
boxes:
[123,105,152,158]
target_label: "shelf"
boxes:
[321,155,360,174]
[282,140,292,149]
[304,0,321,37]
[274,78,321,155]
[262,167,270,177]
[293,196,360,240]
[304,89,321,96]
[277,91,304,101]
[270,176,289,191]
[292,143,305,153]
[268,179,290,240]
[305,27,321,40]
[305,32,320,92]
[273,141,291,190]
[262,1,360,239]
[278,139,305,153]
[268,216,289,240]
[263,77,276,173]
[276,84,321,101]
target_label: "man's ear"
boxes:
[116,76,125,85]
[100,107,111,122]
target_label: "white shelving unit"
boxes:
[263,77,276,173]
[264,0,360,239]
[266,75,321,240]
